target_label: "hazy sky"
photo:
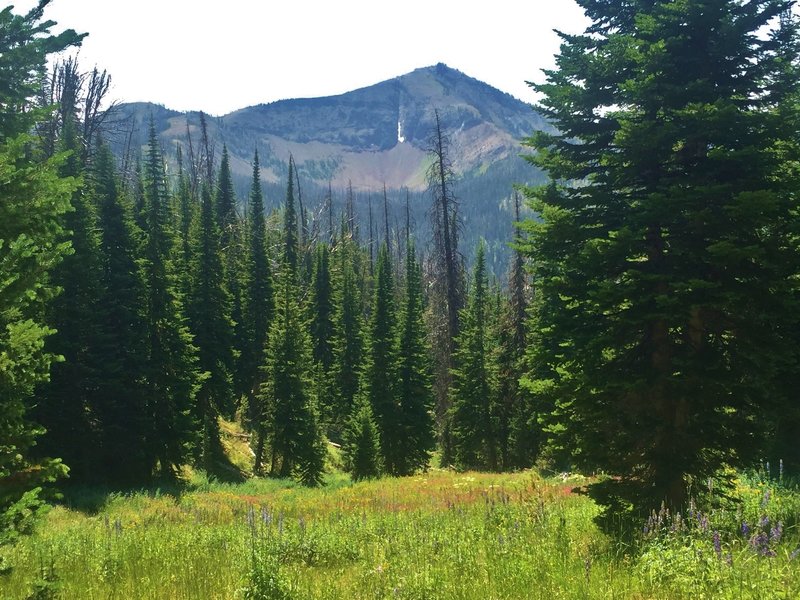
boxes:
[13,0,590,116]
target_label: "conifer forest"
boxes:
[2,1,800,598]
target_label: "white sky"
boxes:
[12,0,590,116]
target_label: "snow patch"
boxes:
[397,120,405,144]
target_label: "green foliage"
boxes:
[188,184,235,471]
[34,114,104,482]
[140,121,199,477]
[329,236,363,435]
[362,244,403,475]
[282,157,299,275]
[522,0,800,519]
[0,0,82,573]
[92,144,150,483]
[450,242,497,470]
[260,266,325,484]
[394,240,435,475]
[343,398,382,481]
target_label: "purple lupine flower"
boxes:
[790,548,800,561]
[741,521,750,537]
[759,514,770,529]
[770,521,783,544]
[261,506,272,526]
[761,489,771,508]
[699,514,710,533]
[779,459,784,482]
[766,462,771,479]
[713,531,722,558]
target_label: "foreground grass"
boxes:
[3,469,799,599]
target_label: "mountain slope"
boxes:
[111,64,549,270]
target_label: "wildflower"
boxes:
[724,553,733,567]
[713,531,722,558]
[699,514,709,533]
[761,489,771,509]
[780,459,784,482]
[759,514,769,529]
[770,522,783,544]
[741,521,750,538]
[790,548,800,561]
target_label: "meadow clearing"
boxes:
[3,462,799,600]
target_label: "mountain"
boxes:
[111,64,550,272]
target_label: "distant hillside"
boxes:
[109,64,550,272]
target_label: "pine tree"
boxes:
[141,121,198,477]
[35,114,104,482]
[329,237,363,434]
[259,266,325,484]
[309,243,336,427]
[282,156,299,275]
[187,183,235,471]
[523,0,800,519]
[92,143,150,483]
[241,151,274,473]
[0,1,81,571]
[395,240,435,475]
[215,145,236,245]
[450,242,496,470]
[343,397,382,481]
[362,243,403,474]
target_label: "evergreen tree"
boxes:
[0,1,81,571]
[282,156,299,275]
[395,240,435,475]
[362,243,402,474]
[141,121,198,477]
[329,236,363,435]
[215,145,236,246]
[259,266,325,484]
[35,114,103,482]
[92,144,150,483]
[343,397,382,481]
[450,242,496,470]
[241,151,274,473]
[309,243,336,427]
[188,183,235,471]
[523,0,800,519]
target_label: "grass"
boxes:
[3,467,799,600]
[3,428,799,598]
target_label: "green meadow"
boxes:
[5,465,799,600]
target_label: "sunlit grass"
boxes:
[3,469,799,599]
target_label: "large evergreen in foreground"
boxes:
[523,0,800,519]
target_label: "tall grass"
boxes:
[2,470,798,599]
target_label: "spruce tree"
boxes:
[343,397,382,481]
[141,121,198,477]
[450,242,496,470]
[523,0,800,518]
[187,183,235,471]
[241,151,274,473]
[309,243,336,427]
[259,266,325,483]
[92,144,151,483]
[35,114,104,482]
[362,243,402,474]
[395,240,435,475]
[282,157,299,275]
[329,236,363,434]
[0,1,81,571]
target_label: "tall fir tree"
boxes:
[361,243,403,474]
[450,242,496,470]
[395,240,435,475]
[92,144,151,483]
[0,1,82,571]
[309,243,336,426]
[523,0,800,519]
[343,397,382,481]
[282,156,299,275]
[259,266,325,484]
[187,183,235,471]
[329,236,363,436]
[141,121,198,477]
[241,151,274,473]
[35,114,104,482]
